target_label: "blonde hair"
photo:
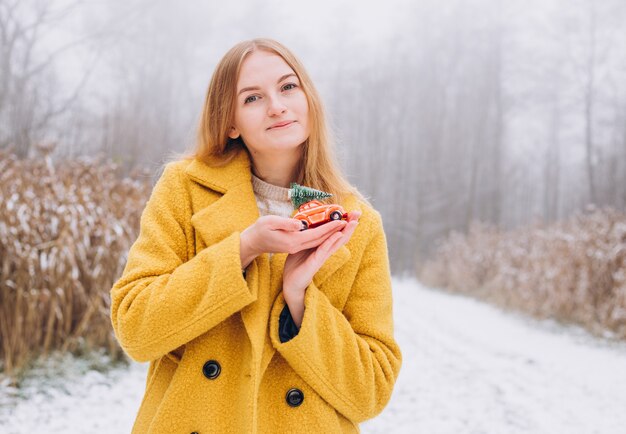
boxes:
[179,38,366,206]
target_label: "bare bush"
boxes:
[0,146,152,380]
[420,208,626,339]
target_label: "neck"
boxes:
[249,148,302,188]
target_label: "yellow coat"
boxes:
[110,150,402,433]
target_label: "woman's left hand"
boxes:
[282,210,361,325]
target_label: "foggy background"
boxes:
[2,0,625,275]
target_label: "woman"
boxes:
[110,38,401,434]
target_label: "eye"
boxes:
[282,83,298,91]
[244,95,259,104]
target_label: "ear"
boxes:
[228,127,240,140]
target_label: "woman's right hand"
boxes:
[239,216,347,269]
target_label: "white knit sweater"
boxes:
[251,173,294,219]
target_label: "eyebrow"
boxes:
[237,73,298,96]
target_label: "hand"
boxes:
[239,215,350,269]
[282,210,362,304]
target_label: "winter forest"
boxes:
[1,0,626,432]
[2,0,626,269]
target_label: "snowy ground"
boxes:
[2,278,626,433]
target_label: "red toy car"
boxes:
[294,200,348,230]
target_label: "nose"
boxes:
[267,94,287,116]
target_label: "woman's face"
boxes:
[229,50,310,156]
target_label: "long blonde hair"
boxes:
[181,38,365,206]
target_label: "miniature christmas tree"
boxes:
[289,182,332,208]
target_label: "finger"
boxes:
[342,221,359,241]
[314,219,360,264]
[281,221,346,255]
[332,223,355,248]
[286,220,347,254]
[343,219,359,235]
[313,219,346,233]
[328,221,358,250]
[311,219,357,251]
[297,219,346,240]
[317,231,344,257]
[347,210,362,222]
[298,224,345,250]
[269,217,304,232]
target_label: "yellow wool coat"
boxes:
[110,150,402,434]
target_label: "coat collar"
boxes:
[184,149,252,193]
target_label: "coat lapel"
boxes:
[189,181,259,249]
[186,151,260,249]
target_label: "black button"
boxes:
[191,432,199,434]
[286,388,304,407]
[202,360,221,379]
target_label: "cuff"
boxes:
[270,282,321,351]
[279,304,300,343]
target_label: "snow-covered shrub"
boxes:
[0,146,152,379]
[419,208,626,339]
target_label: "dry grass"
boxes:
[0,145,152,380]
[419,207,626,339]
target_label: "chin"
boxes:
[267,135,308,150]
[267,142,304,153]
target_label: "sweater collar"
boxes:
[251,173,291,201]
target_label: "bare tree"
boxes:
[0,0,96,158]
[544,86,561,222]
[582,0,599,205]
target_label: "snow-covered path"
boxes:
[362,279,626,433]
[2,278,626,433]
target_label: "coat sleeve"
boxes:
[110,163,256,363]
[269,211,402,423]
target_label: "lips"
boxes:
[268,120,295,130]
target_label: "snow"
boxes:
[2,278,626,433]
[0,355,146,433]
